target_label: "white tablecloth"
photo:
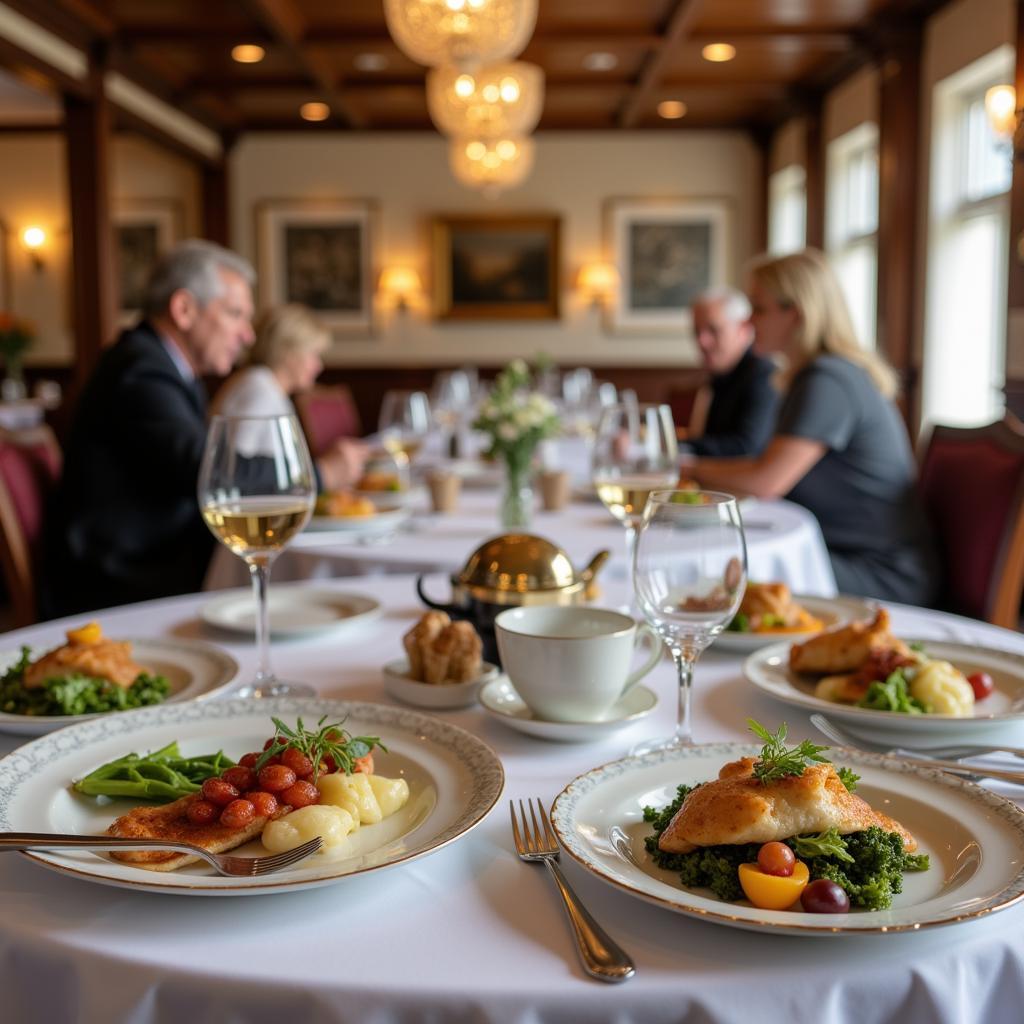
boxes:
[205,491,838,600]
[0,577,1022,1024]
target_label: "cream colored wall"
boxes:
[769,117,806,175]
[823,65,880,142]
[231,131,761,368]
[112,135,203,236]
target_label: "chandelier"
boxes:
[428,61,543,137]
[384,0,537,68]
[449,136,534,193]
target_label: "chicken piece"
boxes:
[789,609,909,674]
[24,624,147,689]
[440,621,482,683]
[740,582,793,621]
[402,611,450,681]
[106,793,285,871]
[814,647,922,704]
[657,757,916,854]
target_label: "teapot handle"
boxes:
[416,574,456,613]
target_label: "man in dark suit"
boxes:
[682,287,780,458]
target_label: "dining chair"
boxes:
[0,424,62,627]
[666,381,711,439]
[918,413,1024,629]
[294,384,362,456]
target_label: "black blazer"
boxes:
[42,321,216,616]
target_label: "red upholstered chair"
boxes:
[918,414,1024,629]
[0,425,62,627]
[294,385,362,457]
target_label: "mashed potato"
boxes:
[910,660,974,717]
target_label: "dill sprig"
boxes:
[255,715,386,782]
[747,719,830,784]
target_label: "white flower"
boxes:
[498,422,520,442]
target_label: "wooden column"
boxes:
[63,45,116,386]
[751,125,772,254]
[876,30,922,424]
[1005,0,1024,419]
[201,140,232,245]
[804,101,825,249]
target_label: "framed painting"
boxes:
[432,215,560,320]
[114,199,182,323]
[605,198,730,334]
[256,199,375,334]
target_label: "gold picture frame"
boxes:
[113,198,183,325]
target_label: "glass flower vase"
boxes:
[501,456,534,530]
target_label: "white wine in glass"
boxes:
[199,414,316,698]
[379,390,432,463]
[631,490,747,754]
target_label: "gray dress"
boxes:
[776,355,940,605]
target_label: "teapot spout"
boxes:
[580,549,610,583]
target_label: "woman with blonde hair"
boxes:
[689,248,939,604]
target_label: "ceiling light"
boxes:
[582,52,617,72]
[701,42,736,63]
[450,134,534,192]
[657,100,687,120]
[354,53,389,72]
[428,60,544,137]
[232,44,266,64]
[300,101,331,122]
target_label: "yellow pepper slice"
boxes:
[66,621,103,645]
[738,860,810,910]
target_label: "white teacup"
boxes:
[494,606,661,722]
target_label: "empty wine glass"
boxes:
[198,414,316,698]
[432,371,475,456]
[379,389,432,463]
[631,490,747,753]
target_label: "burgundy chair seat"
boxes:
[295,386,362,457]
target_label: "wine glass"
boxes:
[631,490,748,753]
[198,414,317,698]
[592,402,679,572]
[431,371,474,456]
[379,389,432,463]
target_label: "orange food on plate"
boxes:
[738,582,824,634]
[357,471,402,492]
[24,622,147,690]
[316,491,376,518]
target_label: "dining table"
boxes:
[0,573,1022,1024]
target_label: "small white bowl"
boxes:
[382,658,499,710]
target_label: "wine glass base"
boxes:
[630,733,695,757]
[234,680,317,699]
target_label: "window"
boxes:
[768,165,806,255]
[923,46,1013,429]
[826,123,879,350]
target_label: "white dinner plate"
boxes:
[0,638,239,737]
[714,595,875,654]
[0,697,504,895]
[744,639,1024,741]
[353,486,425,509]
[551,742,1024,935]
[305,506,411,534]
[478,676,657,741]
[200,586,381,639]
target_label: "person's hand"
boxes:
[317,438,369,491]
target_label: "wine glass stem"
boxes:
[623,524,638,616]
[672,650,696,746]
[249,559,274,684]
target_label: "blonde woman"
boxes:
[689,249,939,605]
[214,304,365,490]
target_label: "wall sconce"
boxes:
[575,262,619,307]
[21,226,46,271]
[378,266,422,311]
[985,84,1019,155]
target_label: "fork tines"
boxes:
[510,798,557,857]
[224,836,323,876]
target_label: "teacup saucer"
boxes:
[478,677,657,742]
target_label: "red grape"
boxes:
[756,841,796,877]
[801,879,850,914]
[219,799,256,829]
[263,737,278,750]
[281,747,314,778]
[186,799,218,825]
[221,766,256,791]
[238,752,260,769]
[249,791,278,818]
[281,780,320,808]
[968,672,995,701]
[258,764,297,793]
[201,777,239,807]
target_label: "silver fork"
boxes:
[0,833,323,877]
[510,799,635,983]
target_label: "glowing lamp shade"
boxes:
[428,60,543,137]
[379,267,423,308]
[22,227,46,251]
[231,44,266,64]
[449,135,534,192]
[384,0,537,68]
[576,262,619,304]
[986,84,1017,141]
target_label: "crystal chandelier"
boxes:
[428,61,543,137]
[449,136,534,193]
[383,0,537,68]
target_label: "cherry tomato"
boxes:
[263,737,279,751]
[281,780,320,808]
[321,756,338,774]
[201,777,239,807]
[186,799,219,825]
[968,672,995,701]
[238,752,260,769]
[756,841,796,877]
[219,798,256,829]
[353,753,374,775]
[249,791,278,818]
[221,766,256,791]
[257,763,297,793]
[280,747,314,778]
[801,879,850,914]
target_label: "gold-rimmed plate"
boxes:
[0,697,504,895]
[551,742,1024,936]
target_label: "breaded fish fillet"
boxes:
[24,638,146,689]
[789,609,909,675]
[657,756,916,854]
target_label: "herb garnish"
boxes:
[747,719,830,783]
[255,715,385,782]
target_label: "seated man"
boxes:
[682,287,779,458]
[42,240,363,617]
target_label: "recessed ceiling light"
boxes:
[300,101,331,122]
[231,44,265,64]
[657,100,687,120]
[582,51,618,72]
[354,53,388,72]
[702,42,736,63]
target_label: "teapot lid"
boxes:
[457,533,580,603]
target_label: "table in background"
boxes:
[0,576,1021,1023]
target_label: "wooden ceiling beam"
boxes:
[618,0,707,129]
